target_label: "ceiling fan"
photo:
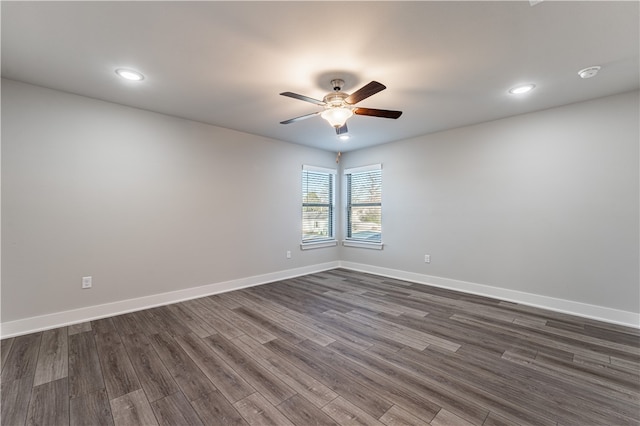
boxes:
[280,79,402,135]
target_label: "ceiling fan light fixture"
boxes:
[321,107,353,128]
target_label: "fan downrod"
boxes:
[330,79,345,91]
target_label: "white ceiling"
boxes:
[2,1,638,152]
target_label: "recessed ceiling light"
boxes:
[115,68,144,81]
[509,84,536,95]
[578,66,601,79]
[339,134,350,141]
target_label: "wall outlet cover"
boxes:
[82,276,92,289]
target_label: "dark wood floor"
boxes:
[1,269,639,425]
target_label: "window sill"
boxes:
[300,240,338,250]
[342,240,384,250]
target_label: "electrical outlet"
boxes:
[82,276,92,289]
[286,250,292,259]
[424,254,431,263]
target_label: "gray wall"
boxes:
[2,79,638,325]
[340,90,640,313]
[1,79,339,322]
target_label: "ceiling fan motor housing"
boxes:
[323,91,349,108]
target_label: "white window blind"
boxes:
[302,165,336,244]
[345,164,382,243]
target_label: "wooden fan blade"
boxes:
[345,81,386,105]
[336,123,348,135]
[280,111,321,124]
[280,92,326,106]
[353,108,402,119]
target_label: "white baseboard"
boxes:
[0,261,340,338]
[339,261,640,328]
[3,260,637,337]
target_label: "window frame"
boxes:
[300,164,337,250]
[343,163,383,250]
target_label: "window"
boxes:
[301,165,336,248]
[345,164,382,248]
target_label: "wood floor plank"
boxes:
[430,409,476,426]
[258,280,357,315]
[201,296,277,343]
[232,334,339,408]
[223,291,333,346]
[182,299,245,339]
[1,376,33,426]
[482,411,514,426]
[213,292,246,310]
[495,347,639,423]
[336,310,429,350]
[611,355,640,373]
[278,304,375,351]
[150,391,203,426]
[295,274,372,295]
[26,377,69,426]
[190,390,249,426]
[69,331,105,398]
[309,308,403,352]
[265,338,395,419]
[515,317,640,357]
[234,289,287,313]
[346,309,461,352]
[417,345,607,424]
[378,405,430,426]
[1,333,41,383]
[506,347,639,407]
[203,333,296,405]
[257,306,336,346]
[322,396,386,426]
[453,313,634,366]
[329,341,488,425]
[70,389,114,426]
[128,310,164,335]
[1,337,15,372]
[167,303,217,338]
[234,392,295,426]
[233,306,305,344]
[120,332,179,402]
[92,317,118,334]
[277,394,339,426]
[68,321,92,335]
[298,339,442,422]
[584,323,640,345]
[148,332,218,402]
[376,311,519,357]
[353,291,430,317]
[174,332,255,403]
[146,306,193,337]
[93,331,141,400]
[229,289,287,312]
[250,284,325,315]
[111,312,148,336]
[33,327,68,386]
[110,388,158,426]
[323,290,406,316]
[385,346,556,426]
[374,291,449,317]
